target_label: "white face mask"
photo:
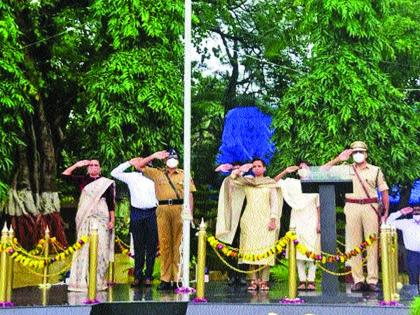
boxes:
[352,152,365,163]
[297,168,310,178]
[166,158,179,168]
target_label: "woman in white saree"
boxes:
[62,160,115,292]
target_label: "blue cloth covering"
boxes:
[386,179,420,207]
[216,106,275,166]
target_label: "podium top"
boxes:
[300,166,353,181]
[300,166,353,194]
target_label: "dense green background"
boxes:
[0,0,418,269]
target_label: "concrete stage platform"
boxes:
[1,282,417,315]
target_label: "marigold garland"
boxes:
[115,238,134,258]
[0,236,89,270]
[208,231,377,264]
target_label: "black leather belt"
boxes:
[159,199,183,205]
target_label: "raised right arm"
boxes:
[110,162,132,183]
[62,160,90,175]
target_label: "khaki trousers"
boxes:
[344,203,379,285]
[157,205,183,282]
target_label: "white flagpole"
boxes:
[181,0,192,290]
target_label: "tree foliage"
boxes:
[0,0,185,203]
[270,0,419,183]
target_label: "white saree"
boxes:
[67,177,115,292]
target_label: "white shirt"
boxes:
[111,162,158,209]
[387,211,420,252]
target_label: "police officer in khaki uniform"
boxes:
[132,149,196,290]
[325,141,389,292]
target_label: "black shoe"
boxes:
[366,283,380,292]
[157,281,172,291]
[172,282,182,290]
[351,282,365,292]
[131,279,142,287]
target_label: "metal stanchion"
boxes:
[288,227,297,299]
[388,226,396,298]
[390,227,400,301]
[0,223,13,307]
[193,219,207,303]
[281,228,303,304]
[85,224,99,304]
[39,227,51,289]
[107,261,115,286]
[380,224,391,303]
[41,287,48,306]
[6,227,14,303]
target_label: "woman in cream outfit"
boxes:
[216,159,282,291]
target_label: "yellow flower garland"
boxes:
[0,235,89,270]
[115,237,134,258]
[208,231,377,264]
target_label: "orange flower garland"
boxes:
[208,231,377,264]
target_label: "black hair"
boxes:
[252,158,266,167]
[295,156,312,166]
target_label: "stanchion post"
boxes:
[39,227,51,289]
[194,219,207,302]
[380,224,391,303]
[388,227,396,298]
[86,224,99,303]
[288,227,297,299]
[107,261,115,285]
[0,224,9,304]
[6,227,14,302]
[391,227,399,301]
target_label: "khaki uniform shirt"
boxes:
[345,163,388,199]
[143,167,196,201]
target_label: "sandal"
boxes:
[247,280,258,291]
[307,282,316,291]
[259,281,270,291]
[297,281,306,291]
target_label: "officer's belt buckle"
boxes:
[168,199,173,205]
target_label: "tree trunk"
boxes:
[3,104,67,249]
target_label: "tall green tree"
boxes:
[271,0,419,184]
[0,0,184,246]
[194,0,302,110]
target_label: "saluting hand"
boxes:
[239,163,253,173]
[153,150,169,160]
[338,149,353,162]
[129,157,143,169]
[75,160,91,168]
[286,166,299,173]
[400,207,413,216]
[215,163,233,172]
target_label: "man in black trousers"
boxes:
[111,153,166,287]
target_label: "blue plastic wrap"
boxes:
[216,106,275,165]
